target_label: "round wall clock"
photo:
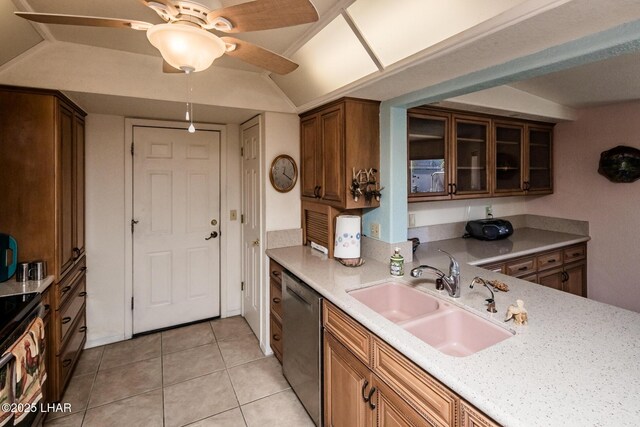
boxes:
[269,154,298,193]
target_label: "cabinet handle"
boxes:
[79,291,87,297]
[62,317,72,324]
[72,248,81,259]
[447,183,452,195]
[561,271,568,282]
[79,326,87,333]
[518,266,528,271]
[272,334,281,341]
[367,387,377,409]
[272,297,281,304]
[547,259,556,263]
[62,359,72,368]
[272,271,281,278]
[81,267,88,272]
[61,285,71,295]
[572,252,581,257]
[452,183,457,195]
[316,185,322,198]
[44,304,50,311]
[361,380,370,402]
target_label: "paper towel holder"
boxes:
[334,215,365,267]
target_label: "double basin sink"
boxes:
[348,282,513,357]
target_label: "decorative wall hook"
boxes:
[351,168,383,203]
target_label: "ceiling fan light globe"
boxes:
[147,23,225,72]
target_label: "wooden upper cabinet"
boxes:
[59,104,76,276]
[452,115,491,198]
[301,115,321,199]
[300,98,380,209]
[525,125,553,194]
[73,115,86,257]
[493,121,525,195]
[408,106,554,202]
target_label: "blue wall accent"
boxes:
[363,19,640,243]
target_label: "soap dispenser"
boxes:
[390,248,404,276]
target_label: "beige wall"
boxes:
[526,101,640,312]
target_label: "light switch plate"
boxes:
[230,210,238,221]
[370,222,381,239]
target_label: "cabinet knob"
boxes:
[61,285,71,295]
[79,291,87,297]
[62,316,72,324]
[79,326,87,333]
[62,359,72,368]
[272,334,281,341]
[272,297,281,304]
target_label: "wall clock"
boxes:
[270,154,298,193]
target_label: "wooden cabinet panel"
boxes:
[505,256,536,278]
[320,106,345,203]
[460,401,500,427]
[374,375,439,427]
[452,116,491,197]
[373,338,457,427]
[55,257,86,310]
[493,121,525,195]
[324,332,374,427]
[563,245,586,263]
[537,268,563,290]
[269,259,284,363]
[536,250,562,271]
[74,116,86,257]
[56,312,86,396]
[324,301,372,366]
[270,317,283,363]
[301,116,320,199]
[59,104,75,277]
[563,262,586,296]
[270,280,283,322]
[526,125,553,194]
[57,278,86,349]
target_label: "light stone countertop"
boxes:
[266,230,640,427]
[0,275,54,297]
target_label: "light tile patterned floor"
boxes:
[44,317,314,427]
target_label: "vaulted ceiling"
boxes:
[3,0,640,123]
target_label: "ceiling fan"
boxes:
[15,0,319,74]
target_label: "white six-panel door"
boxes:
[133,126,221,333]
[241,120,261,336]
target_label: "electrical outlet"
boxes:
[485,205,493,218]
[408,213,416,227]
[230,210,238,221]
[370,223,381,239]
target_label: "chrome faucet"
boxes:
[410,250,461,298]
[469,277,497,313]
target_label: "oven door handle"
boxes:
[285,285,312,307]
[0,352,14,370]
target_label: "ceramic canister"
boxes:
[334,215,361,259]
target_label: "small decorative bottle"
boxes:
[390,248,404,276]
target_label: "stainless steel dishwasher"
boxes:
[282,270,322,426]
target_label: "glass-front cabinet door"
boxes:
[452,116,490,197]
[407,111,450,200]
[526,125,553,193]
[494,122,524,195]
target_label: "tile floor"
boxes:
[44,317,314,427]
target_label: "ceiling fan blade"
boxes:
[162,60,184,73]
[14,12,153,30]
[221,37,298,75]
[207,0,318,33]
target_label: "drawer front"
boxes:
[563,244,586,263]
[270,260,283,284]
[270,280,283,321]
[57,312,87,390]
[270,317,283,363]
[55,256,86,309]
[58,279,86,347]
[505,257,536,278]
[322,301,371,367]
[480,262,505,274]
[373,338,457,427]
[537,250,562,272]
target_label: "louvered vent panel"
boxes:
[305,210,329,247]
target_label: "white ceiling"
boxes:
[4,0,640,121]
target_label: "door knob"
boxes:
[205,231,219,240]
[252,239,260,247]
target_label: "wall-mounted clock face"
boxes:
[270,154,298,193]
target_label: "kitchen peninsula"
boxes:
[267,229,640,426]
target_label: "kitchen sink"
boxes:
[348,282,440,323]
[348,282,513,357]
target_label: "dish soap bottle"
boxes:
[390,248,404,276]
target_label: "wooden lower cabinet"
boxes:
[479,243,587,297]
[324,332,374,427]
[323,301,500,427]
[269,259,284,363]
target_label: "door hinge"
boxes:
[131,297,134,310]
[131,219,139,233]
[240,147,244,156]
[241,281,244,291]
[241,214,245,224]
[130,142,134,156]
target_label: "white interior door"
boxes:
[133,126,221,333]
[241,120,261,336]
